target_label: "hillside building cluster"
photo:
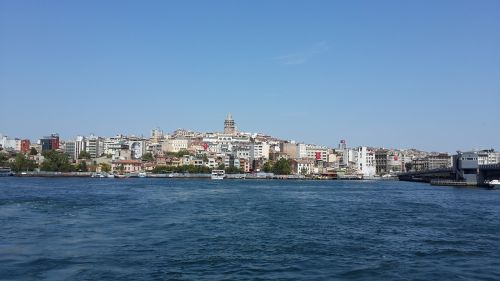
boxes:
[1,114,499,177]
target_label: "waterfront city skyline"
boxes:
[1,1,499,152]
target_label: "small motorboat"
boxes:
[487,179,500,188]
[91,172,106,178]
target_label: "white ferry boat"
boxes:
[211,170,225,180]
[0,167,13,177]
[138,172,147,178]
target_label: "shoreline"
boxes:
[5,172,399,181]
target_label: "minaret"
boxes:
[224,113,236,134]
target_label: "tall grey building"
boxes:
[86,135,102,158]
[64,141,76,160]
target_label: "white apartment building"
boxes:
[297,143,307,159]
[206,157,218,169]
[387,153,404,173]
[103,138,119,155]
[477,150,500,165]
[295,159,314,175]
[328,153,337,163]
[250,142,270,160]
[341,148,355,167]
[75,136,86,159]
[0,134,18,151]
[236,148,251,160]
[146,142,163,155]
[15,140,22,152]
[203,134,251,144]
[63,135,87,160]
[103,138,131,159]
[355,146,376,177]
[164,139,190,153]
[306,145,329,162]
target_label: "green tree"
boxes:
[272,158,291,175]
[0,152,9,167]
[164,151,192,158]
[262,161,273,173]
[405,162,413,172]
[186,164,197,173]
[142,152,154,162]
[176,150,191,157]
[78,151,92,159]
[30,147,38,156]
[225,166,244,174]
[199,166,211,173]
[76,161,88,172]
[152,165,171,174]
[11,154,37,172]
[100,163,111,173]
[41,150,74,172]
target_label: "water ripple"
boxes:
[1,178,500,280]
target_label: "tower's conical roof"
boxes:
[226,112,233,120]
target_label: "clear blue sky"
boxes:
[1,0,499,152]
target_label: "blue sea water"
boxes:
[1,178,499,281]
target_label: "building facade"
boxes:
[40,134,60,152]
[164,139,190,153]
[355,146,376,177]
[477,149,500,165]
[20,139,31,153]
[86,135,102,158]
